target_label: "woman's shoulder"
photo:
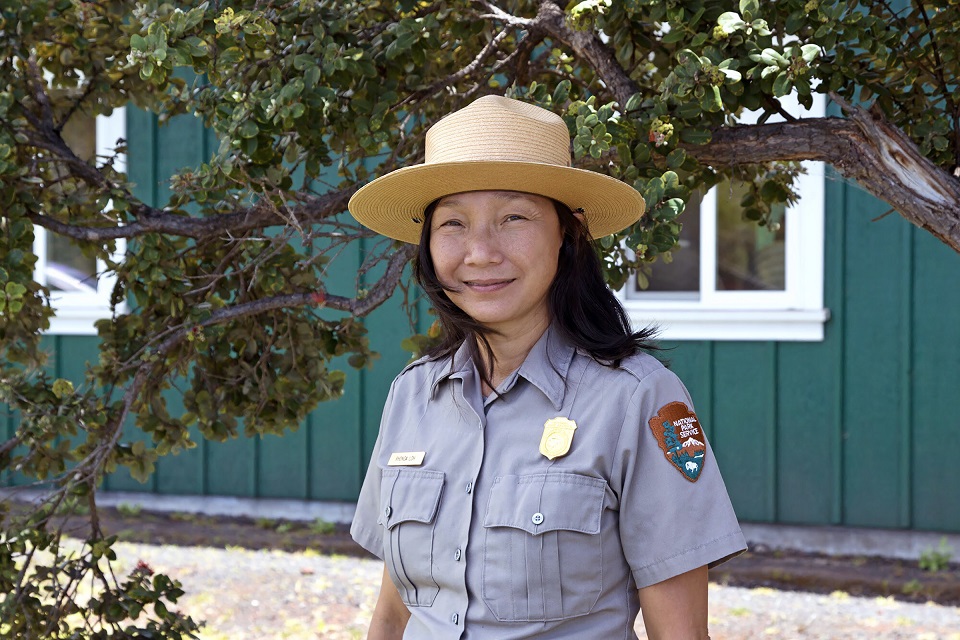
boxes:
[580,349,677,389]
[392,352,453,387]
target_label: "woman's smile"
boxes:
[462,278,515,292]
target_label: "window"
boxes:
[34,108,126,335]
[619,93,828,341]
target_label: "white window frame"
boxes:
[619,92,829,341]
[35,108,127,335]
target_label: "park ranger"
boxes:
[348,95,746,639]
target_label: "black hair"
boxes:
[414,197,658,390]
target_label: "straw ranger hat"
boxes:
[347,95,646,244]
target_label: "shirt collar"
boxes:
[429,340,476,398]
[430,324,576,411]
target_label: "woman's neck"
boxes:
[479,317,550,395]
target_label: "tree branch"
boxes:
[398,27,512,108]
[24,56,55,131]
[0,435,20,459]
[688,97,960,252]
[530,0,640,107]
[71,241,417,487]
[475,1,534,28]
[192,246,412,327]
[25,185,358,242]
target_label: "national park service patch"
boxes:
[648,402,707,482]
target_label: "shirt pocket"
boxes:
[379,468,445,607]
[481,472,607,622]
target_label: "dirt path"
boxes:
[111,541,960,640]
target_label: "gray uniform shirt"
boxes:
[351,325,746,639]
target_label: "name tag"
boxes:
[388,451,425,466]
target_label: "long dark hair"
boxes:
[414,197,658,388]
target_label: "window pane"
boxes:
[633,191,701,296]
[46,234,98,293]
[46,112,98,293]
[716,180,786,291]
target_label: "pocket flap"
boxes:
[380,468,445,530]
[483,473,606,536]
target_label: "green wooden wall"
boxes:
[4,106,959,533]
[662,167,960,533]
[102,106,432,502]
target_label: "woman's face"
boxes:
[429,190,564,337]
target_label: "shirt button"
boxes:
[384,506,392,518]
[465,482,473,494]
[455,548,462,561]
[532,512,544,525]
[451,613,459,625]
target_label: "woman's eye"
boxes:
[437,219,463,228]
[505,214,527,222]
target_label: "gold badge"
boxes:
[539,417,577,460]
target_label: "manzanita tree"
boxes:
[1,0,958,635]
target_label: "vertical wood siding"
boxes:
[663,168,960,533]
[4,107,958,533]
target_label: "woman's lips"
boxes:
[463,278,514,292]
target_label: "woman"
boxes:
[348,95,746,639]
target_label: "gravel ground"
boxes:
[110,541,960,639]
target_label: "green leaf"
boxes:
[237,120,259,138]
[659,198,686,221]
[760,48,787,67]
[293,54,315,70]
[643,176,665,207]
[624,92,643,113]
[739,0,759,18]
[661,171,680,189]
[666,148,686,168]
[717,12,746,34]
[772,72,792,97]
[52,379,75,399]
[785,11,806,33]
[661,29,687,44]
[700,85,722,112]
[4,281,27,298]
[800,44,820,63]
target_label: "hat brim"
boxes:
[347,161,646,244]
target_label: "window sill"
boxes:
[626,307,831,342]
[45,299,125,336]
[46,311,112,336]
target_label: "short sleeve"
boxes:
[613,368,746,589]
[349,378,398,559]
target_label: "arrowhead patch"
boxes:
[648,402,706,482]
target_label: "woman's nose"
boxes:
[463,228,503,265]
